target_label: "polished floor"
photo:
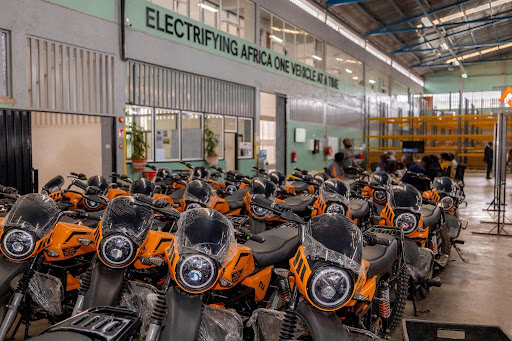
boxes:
[395,173,512,339]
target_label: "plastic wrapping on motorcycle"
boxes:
[405,243,434,282]
[296,300,349,340]
[28,307,141,341]
[0,256,30,296]
[199,305,243,341]
[161,286,202,341]
[247,308,305,341]
[10,271,64,315]
[119,280,158,337]
[83,262,125,310]
[402,319,512,341]
[175,208,237,265]
[444,213,462,239]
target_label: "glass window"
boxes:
[304,34,315,67]
[296,30,306,64]
[326,44,363,86]
[155,109,180,161]
[205,114,224,158]
[240,0,254,42]
[392,80,409,102]
[182,111,203,160]
[201,0,220,28]
[225,116,237,131]
[190,0,200,20]
[284,23,296,59]
[260,9,271,49]
[366,67,390,94]
[238,118,253,158]
[174,0,189,16]
[126,106,153,161]
[271,16,285,55]
[1,29,10,97]
[149,0,173,10]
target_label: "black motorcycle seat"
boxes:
[349,199,369,219]
[363,233,397,278]
[290,181,310,193]
[29,331,92,341]
[422,204,441,227]
[224,188,249,210]
[245,225,299,268]
[169,188,185,202]
[344,179,357,191]
[283,196,315,213]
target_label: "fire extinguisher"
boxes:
[291,151,297,163]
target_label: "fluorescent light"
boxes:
[336,57,344,62]
[346,59,362,64]
[199,3,218,12]
[436,0,512,24]
[352,76,359,80]
[461,73,468,78]
[269,35,283,43]
[446,42,512,64]
[369,79,376,84]
[345,68,352,73]
[312,55,322,61]
[421,17,432,27]
[440,43,448,50]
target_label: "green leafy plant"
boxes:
[129,121,148,159]
[204,124,220,157]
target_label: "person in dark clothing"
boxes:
[401,154,426,182]
[484,141,493,179]
[422,155,441,181]
[327,152,346,178]
[377,153,390,171]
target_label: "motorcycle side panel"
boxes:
[161,286,202,341]
[0,256,30,296]
[82,262,125,310]
[296,300,349,340]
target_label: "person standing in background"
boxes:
[440,153,455,178]
[327,152,346,179]
[484,142,493,180]
[341,138,359,170]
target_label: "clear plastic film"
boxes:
[319,184,349,207]
[0,193,60,238]
[119,280,158,337]
[406,247,434,282]
[303,214,365,276]
[176,208,237,265]
[11,271,63,316]
[199,305,243,341]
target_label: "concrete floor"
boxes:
[394,173,512,340]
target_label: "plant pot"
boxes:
[206,155,219,167]
[132,158,147,172]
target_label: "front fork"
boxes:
[145,276,172,341]
[0,256,39,340]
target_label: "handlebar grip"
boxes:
[249,234,265,243]
[375,237,392,246]
[72,179,88,191]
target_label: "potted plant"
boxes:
[129,121,149,172]
[204,124,220,167]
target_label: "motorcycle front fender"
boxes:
[160,286,202,341]
[296,300,348,341]
[444,213,461,239]
[82,262,125,310]
[0,256,30,297]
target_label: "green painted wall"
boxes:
[286,122,326,174]
[45,0,116,21]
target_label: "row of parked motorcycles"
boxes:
[0,161,467,340]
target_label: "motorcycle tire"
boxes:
[386,268,409,334]
[414,264,433,301]
[439,225,452,257]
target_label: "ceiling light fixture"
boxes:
[269,35,283,43]
[446,42,512,64]
[369,79,376,84]
[461,73,468,78]
[440,43,448,50]
[423,0,512,26]
[312,55,322,61]
[345,68,352,73]
[198,3,219,12]
[336,57,344,62]
[352,76,359,80]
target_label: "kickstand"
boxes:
[453,243,468,263]
[8,315,23,341]
[411,295,418,317]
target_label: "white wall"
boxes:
[32,112,103,191]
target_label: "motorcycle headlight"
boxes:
[395,213,418,234]
[374,190,387,202]
[225,185,237,195]
[84,198,101,209]
[187,203,202,210]
[176,254,218,293]
[251,205,268,217]
[1,229,36,259]
[326,203,345,215]
[441,196,454,210]
[99,234,136,267]
[307,266,353,310]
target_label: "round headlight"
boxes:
[176,254,218,293]
[307,267,353,310]
[326,203,345,215]
[441,196,454,211]
[251,205,268,217]
[374,190,387,202]
[395,213,418,234]
[225,185,237,195]
[100,234,136,267]
[84,198,101,210]
[1,229,36,259]
[187,203,202,210]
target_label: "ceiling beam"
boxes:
[326,0,372,5]
[412,57,512,68]
[394,39,512,54]
[367,15,512,35]
[365,0,475,35]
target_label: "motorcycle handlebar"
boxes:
[364,233,392,246]
[71,178,88,191]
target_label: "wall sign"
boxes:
[125,0,346,92]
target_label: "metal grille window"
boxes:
[26,36,115,114]
[0,29,11,97]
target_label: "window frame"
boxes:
[205,113,225,160]
[125,105,155,162]
[224,115,238,132]
[237,117,253,159]
[154,107,182,162]
[0,28,12,97]
[181,111,204,161]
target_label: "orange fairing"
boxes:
[241,266,272,302]
[106,188,129,201]
[43,222,96,261]
[48,190,63,202]
[153,193,175,206]
[379,203,396,226]
[422,190,440,202]
[133,230,174,269]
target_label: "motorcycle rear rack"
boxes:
[38,306,141,341]
[365,225,403,238]
[226,215,250,228]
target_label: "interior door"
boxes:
[225,132,236,170]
